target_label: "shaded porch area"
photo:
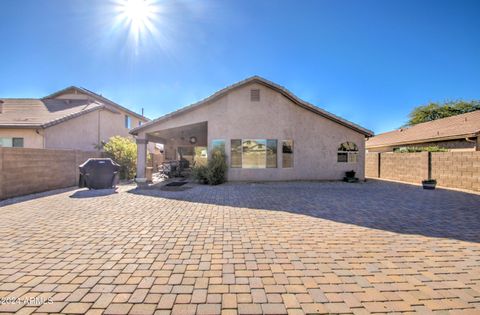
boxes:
[135,121,208,181]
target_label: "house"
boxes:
[366,110,480,152]
[0,86,148,150]
[130,76,373,182]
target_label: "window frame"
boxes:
[281,140,294,168]
[12,137,24,148]
[337,141,358,163]
[211,139,225,154]
[125,115,131,129]
[230,139,278,169]
[230,139,243,168]
[0,137,24,148]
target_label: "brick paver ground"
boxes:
[0,180,479,314]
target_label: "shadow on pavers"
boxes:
[69,188,118,198]
[0,187,79,207]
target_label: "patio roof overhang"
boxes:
[144,121,208,146]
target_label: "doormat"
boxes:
[165,181,188,187]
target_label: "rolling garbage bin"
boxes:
[79,158,120,189]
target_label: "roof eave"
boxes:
[0,124,43,129]
[366,133,478,149]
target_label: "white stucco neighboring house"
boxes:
[131,76,373,182]
[0,86,149,151]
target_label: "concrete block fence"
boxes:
[366,151,480,192]
[0,148,101,200]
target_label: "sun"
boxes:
[116,0,158,44]
[122,0,152,24]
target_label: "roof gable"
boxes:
[130,76,373,136]
[44,86,147,121]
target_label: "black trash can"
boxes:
[79,158,120,189]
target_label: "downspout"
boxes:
[97,110,101,151]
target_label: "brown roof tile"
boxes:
[366,110,480,148]
[0,98,108,128]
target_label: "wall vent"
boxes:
[250,89,260,102]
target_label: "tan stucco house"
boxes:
[367,110,480,152]
[131,76,373,182]
[0,86,148,150]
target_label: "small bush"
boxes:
[192,149,227,185]
[191,165,208,184]
[206,149,227,185]
[103,136,137,180]
[395,146,448,153]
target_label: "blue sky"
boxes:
[1,0,479,134]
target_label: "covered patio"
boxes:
[135,121,208,181]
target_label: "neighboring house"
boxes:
[367,110,480,152]
[0,86,148,150]
[130,76,373,182]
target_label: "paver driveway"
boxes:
[0,180,479,314]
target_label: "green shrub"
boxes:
[191,165,208,184]
[206,149,227,185]
[192,149,227,185]
[103,136,137,180]
[395,146,448,153]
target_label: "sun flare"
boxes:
[122,0,152,24]
[116,0,158,44]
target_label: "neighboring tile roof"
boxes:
[367,110,480,148]
[43,86,148,121]
[130,76,373,137]
[0,98,112,128]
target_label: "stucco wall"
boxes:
[44,110,101,150]
[44,109,145,151]
[99,110,132,142]
[138,82,367,181]
[0,128,44,148]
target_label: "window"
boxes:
[250,89,260,102]
[337,142,358,163]
[282,140,294,168]
[125,115,131,128]
[211,139,225,153]
[231,139,277,168]
[243,139,266,168]
[266,139,277,168]
[230,139,242,168]
[0,137,23,148]
[13,138,24,148]
[138,121,143,126]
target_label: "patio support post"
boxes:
[136,138,148,182]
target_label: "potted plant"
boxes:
[343,170,359,183]
[422,179,437,190]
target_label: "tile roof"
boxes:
[366,110,480,148]
[130,76,373,136]
[0,98,110,128]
